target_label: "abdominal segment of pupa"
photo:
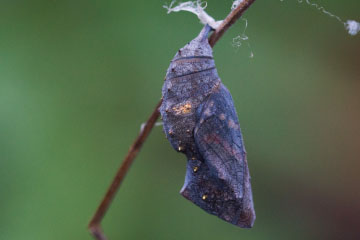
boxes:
[160,25,255,228]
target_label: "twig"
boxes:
[209,0,257,47]
[88,1,257,239]
[88,100,162,240]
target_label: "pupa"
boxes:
[160,25,256,228]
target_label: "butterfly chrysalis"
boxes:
[160,25,255,228]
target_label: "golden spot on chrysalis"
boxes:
[172,102,192,115]
[202,194,208,200]
[193,166,199,173]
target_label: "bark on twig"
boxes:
[209,0,257,47]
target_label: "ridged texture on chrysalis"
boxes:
[160,25,255,228]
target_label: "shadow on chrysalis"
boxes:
[160,25,256,228]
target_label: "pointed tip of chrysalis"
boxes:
[171,25,213,59]
[195,24,213,42]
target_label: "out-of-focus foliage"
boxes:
[0,1,359,239]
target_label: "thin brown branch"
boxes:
[88,1,257,239]
[209,0,257,47]
[88,100,162,240]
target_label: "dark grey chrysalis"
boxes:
[160,25,255,228]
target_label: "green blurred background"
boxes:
[1,0,359,239]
